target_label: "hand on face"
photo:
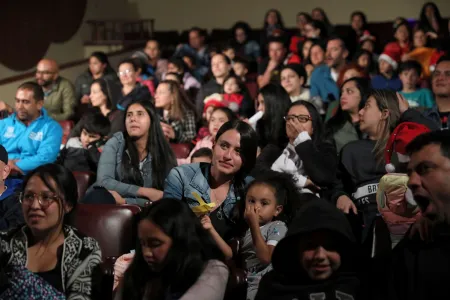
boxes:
[286,118,308,142]
[396,92,409,114]
[244,203,260,225]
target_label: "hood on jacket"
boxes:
[271,199,356,278]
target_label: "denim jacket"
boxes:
[94,132,153,206]
[163,163,253,220]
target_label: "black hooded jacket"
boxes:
[255,199,361,300]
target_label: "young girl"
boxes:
[222,74,255,118]
[114,198,229,300]
[178,107,237,165]
[201,171,301,300]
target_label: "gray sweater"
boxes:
[95,132,152,206]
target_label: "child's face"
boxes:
[299,230,342,281]
[209,109,229,138]
[395,24,409,43]
[245,183,282,225]
[191,155,212,164]
[138,219,173,272]
[399,69,419,89]
[357,54,370,69]
[414,30,427,48]
[223,48,236,61]
[205,106,215,122]
[233,63,248,78]
[379,59,393,75]
[361,40,374,53]
[223,77,240,94]
[80,128,101,149]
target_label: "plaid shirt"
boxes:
[164,109,197,144]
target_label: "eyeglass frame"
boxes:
[19,192,61,209]
[117,69,134,77]
[283,114,312,123]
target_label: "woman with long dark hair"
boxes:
[311,7,334,36]
[114,198,228,300]
[260,9,286,54]
[256,83,291,149]
[231,21,261,62]
[85,99,177,206]
[325,77,370,153]
[164,120,258,240]
[419,2,449,38]
[0,164,101,298]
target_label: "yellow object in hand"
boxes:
[191,192,216,217]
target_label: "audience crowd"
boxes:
[0,3,450,299]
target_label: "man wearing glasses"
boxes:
[35,58,76,121]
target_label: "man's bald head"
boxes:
[36,58,59,88]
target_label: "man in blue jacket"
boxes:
[0,81,62,174]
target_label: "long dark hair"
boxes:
[312,7,333,27]
[350,11,368,31]
[288,101,326,147]
[215,120,258,204]
[120,198,225,300]
[22,164,78,226]
[121,99,177,189]
[159,80,197,121]
[256,84,291,147]
[325,77,370,138]
[263,9,285,30]
[91,78,114,110]
[89,51,115,75]
[419,2,443,33]
[232,21,252,44]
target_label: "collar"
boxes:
[13,109,45,125]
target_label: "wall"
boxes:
[137,0,450,31]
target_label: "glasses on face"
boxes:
[118,69,134,77]
[284,115,312,123]
[36,70,54,76]
[20,192,60,209]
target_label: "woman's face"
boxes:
[357,54,370,69]
[310,45,325,66]
[351,14,364,32]
[304,23,320,39]
[257,94,265,113]
[359,96,383,134]
[118,63,137,86]
[22,175,71,235]
[285,105,313,137]
[126,103,151,139]
[312,9,324,21]
[281,68,302,96]
[267,11,278,26]
[154,83,173,110]
[395,24,409,43]
[89,82,107,108]
[302,40,313,60]
[212,129,243,176]
[89,57,106,76]
[209,110,229,138]
[235,28,247,44]
[223,77,240,94]
[414,30,427,48]
[361,40,374,53]
[138,219,173,272]
[340,80,362,113]
[343,69,362,82]
[425,5,435,19]
[211,55,230,79]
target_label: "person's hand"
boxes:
[305,178,321,192]
[109,190,126,205]
[286,118,309,143]
[244,203,260,226]
[267,60,279,72]
[426,31,438,39]
[396,92,409,114]
[80,95,90,104]
[200,215,213,231]
[160,122,175,140]
[337,195,358,214]
[409,217,435,242]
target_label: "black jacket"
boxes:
[195,79,222,116]
[255,199,361,300]
[74,70,120,104]
[0,179,24,231]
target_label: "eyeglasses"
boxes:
[35,70,54,75]
[284,115,312,123]
[118,69,134,77]
[20,192,60,208]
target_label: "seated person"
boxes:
[178,107,237,165]
[143,39,168,82]
[222,74,255,118]
[166,57,201,91]
[0,82,62,175]
[154,80,197,144]
[0,145,24,231]
[113,198,229,300]
[398,60,434,109]
[371,44,403,91]
[84,99,177,206]
[280,64,311,103]
[255,199,361,300]
[130,52,156,96]
[191,147,213,163]
[58,108,110,173]
[0,164,102,298]
[35,59,76,121]
[232,56,250,82]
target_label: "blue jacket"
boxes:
[371,75,402,91]
[0,109,62,174]
[163,163,253,220]
[309,65,339,103]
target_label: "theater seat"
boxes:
[70,203,141,259]
[170,143,192,159]
[59,120,74,145]
[73,171,96,201]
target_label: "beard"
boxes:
[37,78,53,87]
